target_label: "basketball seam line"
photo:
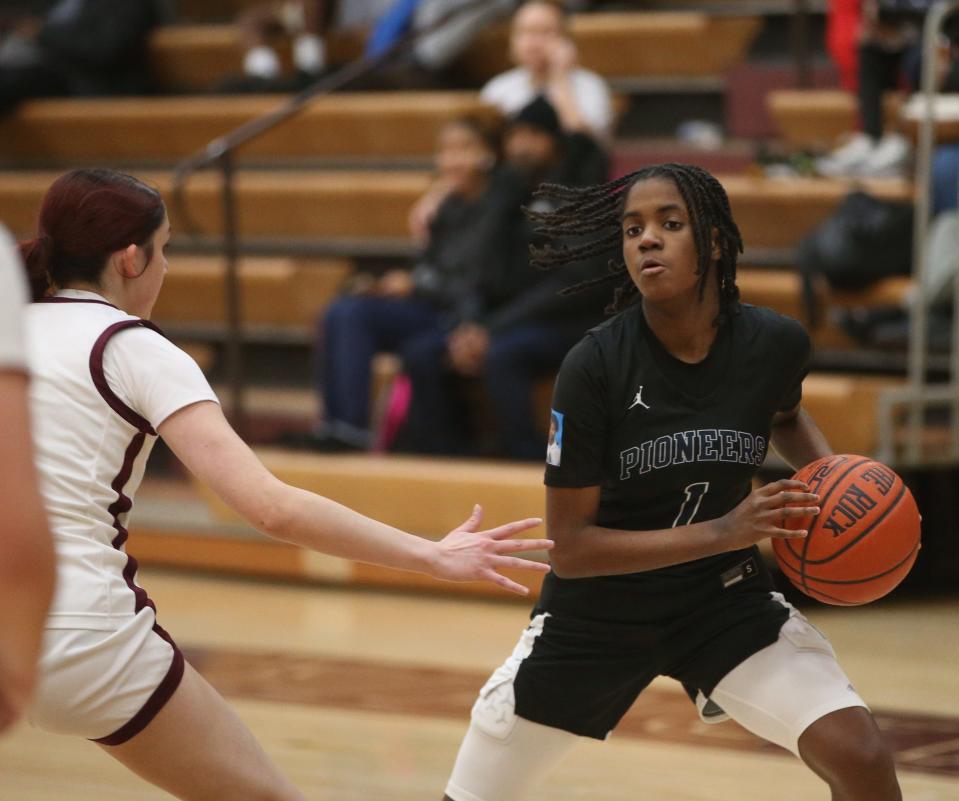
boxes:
[799,456,874,592]
[798,537,920,586]
[803,483,908,566]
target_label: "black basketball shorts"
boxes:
[507,590,790,739]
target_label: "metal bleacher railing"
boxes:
[170,0,489,435]
[877,0,959,467]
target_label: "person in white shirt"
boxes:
[19,168,552,801]
[480,0,614,141]
[0,225,55,737]
[410,0,613,241]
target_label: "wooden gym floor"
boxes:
[0,568,956,801]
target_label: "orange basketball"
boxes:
[772,454,921,605]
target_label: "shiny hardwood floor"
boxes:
[1,569,957,801]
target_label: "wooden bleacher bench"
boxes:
[165,0,264,23]
[152,255,352,331]
[0,93,497,165]
[132,462,547,598]
[0,171,912,254]
[737,267,912,350]
[0,169,432,242]
[150,260,910,353]
[720,174,912,250]
[148,25,365,93]
[768,90,905,151]
[199,451,548,540]
[148,12,761,93]
[454,13,761,84]
[802,373,902,456]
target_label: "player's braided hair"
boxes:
[527,163,744,323]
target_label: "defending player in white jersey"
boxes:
[18,168,552,801]
[0,225,54,736]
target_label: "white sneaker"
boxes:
[856,132,911,178]
[816,133,876,178]
[243,46,282,79]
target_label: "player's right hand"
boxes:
[715,479,820,550]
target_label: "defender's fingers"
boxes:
[492,538,554,554]
[490,555,551,573]
[486,570,530,595]
[485,518,544,540]
[457,504,484,533]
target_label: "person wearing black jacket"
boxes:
[307,116,501,451]
[399,96,610,459]
[0,0,160,114]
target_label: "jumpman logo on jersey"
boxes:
[629,386,650,411]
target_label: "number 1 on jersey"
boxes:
[672,481,710,527]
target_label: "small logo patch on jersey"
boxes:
[720,556,759,589]
[628,386,650,411]
[546,409,564,467]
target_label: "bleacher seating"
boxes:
[3,2,928,598]
[147,12,761,93]
[151,256,352,334]
[768,90,904,150]
[0,170,912,252]
[453,13,761,85]
[0,93,495,165]
[737,268,911,350]
[0,169,431,242]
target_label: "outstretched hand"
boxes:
[432,505,552,595]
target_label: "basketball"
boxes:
[772,454,921,606]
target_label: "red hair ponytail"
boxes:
[21,169,165,302]
[19,234,55,302]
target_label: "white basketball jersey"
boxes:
[24,289,218,630]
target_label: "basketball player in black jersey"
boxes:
[440,164,901,801]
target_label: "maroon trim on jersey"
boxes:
[85,320,185,746]
[89,319,164,436]
[89,429,186,746]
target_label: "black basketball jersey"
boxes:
[542,302,811,624]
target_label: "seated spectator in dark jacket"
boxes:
[306,115,501,451]
[397,96,610,459]
[0,0,160,114]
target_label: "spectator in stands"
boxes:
[397,96,610,459]
[826,0,862,92]
[304,115,501,452]
[224,0,518,92]
[0,0,161,114]
[480,0,615,141]
[406,0,611,255]
[817,0,926,178]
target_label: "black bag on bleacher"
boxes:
[796,190,913,327]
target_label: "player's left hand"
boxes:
[431,505,552,595]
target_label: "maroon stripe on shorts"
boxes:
[92,643,185,747]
